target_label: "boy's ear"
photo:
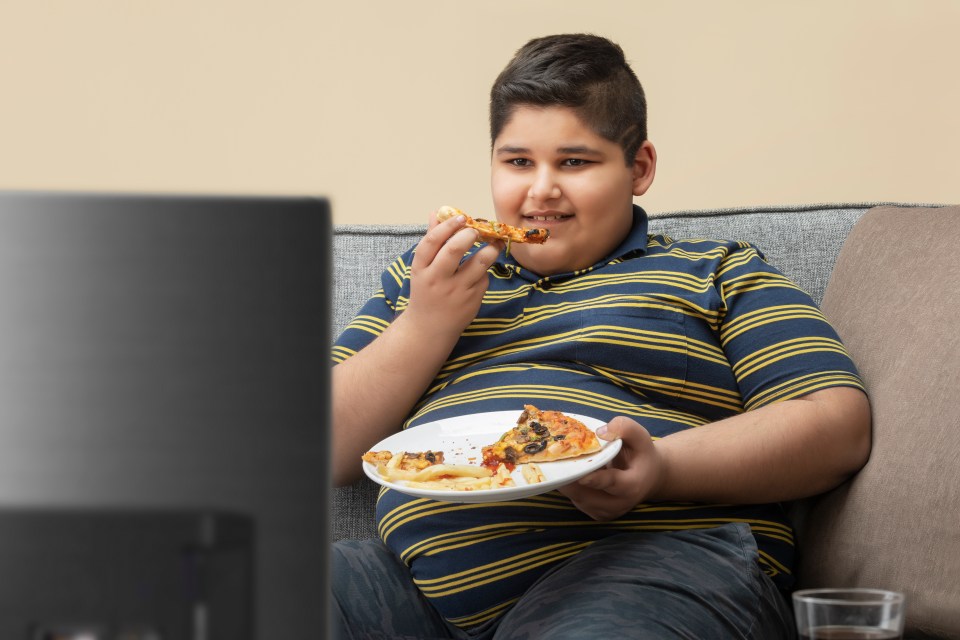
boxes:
[631,141,657,197]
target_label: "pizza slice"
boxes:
[362,449,444,472]
[436,205,550,245]
[482,405,601,470]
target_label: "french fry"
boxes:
[373,454,515,492]
[521,463,545,485]
[412,464,493,481]
[493,463,515,488]
[405,477,494,491]
[376,460,494,483]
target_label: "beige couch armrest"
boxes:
[798,205,960,639]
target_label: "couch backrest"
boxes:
[333,225,424,339]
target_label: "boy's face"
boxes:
[490,105,655,276]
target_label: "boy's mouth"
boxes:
[524,211,573,223]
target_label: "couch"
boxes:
[331,203,960,639]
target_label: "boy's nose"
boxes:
[527,168,561,203]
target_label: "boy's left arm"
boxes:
[559,385,870,521]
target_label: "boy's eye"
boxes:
[562,158,590,167]
[508,158,531,167]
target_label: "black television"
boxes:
[0,191,331,639]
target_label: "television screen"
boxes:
[0,191,331,639]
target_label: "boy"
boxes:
[332,34,870,639]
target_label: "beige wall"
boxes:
[1,1,957,225]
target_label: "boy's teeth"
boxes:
[531,215,564,221]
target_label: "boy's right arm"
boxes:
[332,213,503,486]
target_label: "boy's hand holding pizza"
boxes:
[404,210,503,340]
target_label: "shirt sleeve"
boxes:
[715,243,864,410]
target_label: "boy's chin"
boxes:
[509,245,581,277]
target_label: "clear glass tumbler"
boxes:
[792,588,906,639]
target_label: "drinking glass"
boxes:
[793,588,906,639]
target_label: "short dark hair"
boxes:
[489,33,648,165]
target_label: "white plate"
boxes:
[362,410,622,503]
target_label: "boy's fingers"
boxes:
[576,468,618,491]
[485,238,506,254]
[559,482,629,521]
[413,218,475,271]
[414,211,503,282]
[598,416,650,449]
[465,243,503,279]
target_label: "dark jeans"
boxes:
[332,523,796,640]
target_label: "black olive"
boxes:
[554,434,565,441]
[425,451,436,463]
[523,440,548,455]
[531,421,549,436]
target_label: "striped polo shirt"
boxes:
[332,206,863,629]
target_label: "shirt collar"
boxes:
[612,204,650,259]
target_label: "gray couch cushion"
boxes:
[333,225,425,341]
[331,226,425,540]
[798,205,960,638]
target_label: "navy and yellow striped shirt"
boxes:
[333,206,863,628]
